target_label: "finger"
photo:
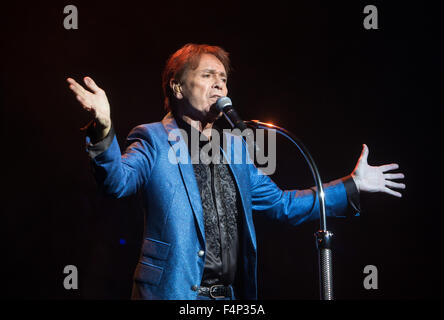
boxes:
[384,173,405,180]
[76,95,92,110]
[383,187,402,198]
[83,77,102,94]
[67,77,85,91]
[68,79,89,98]
[379,163,399,173]
[69,83,86,98]
[385,180,406,189]
[66,77,79,85]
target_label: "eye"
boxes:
[202,74,210,78]
[221,78,227,83]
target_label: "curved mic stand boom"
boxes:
[244,120,334,300]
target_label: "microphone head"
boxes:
[215,96,232,112]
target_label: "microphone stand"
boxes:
[244,120,334,300]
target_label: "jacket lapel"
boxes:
[161,113,205,243]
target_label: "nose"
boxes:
[212,75,225,90]
[212,81,222,90]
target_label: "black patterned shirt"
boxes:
[174,116,241,287]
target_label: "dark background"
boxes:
[1,0,442,299]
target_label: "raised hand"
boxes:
[67,76,111,137]
[351,144,406,198]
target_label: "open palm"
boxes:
[351,144,405,198]
[67,76,111,129]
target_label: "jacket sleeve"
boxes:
[87,124,157,199]
[248,162,359,226]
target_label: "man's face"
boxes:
[174,53,228,122]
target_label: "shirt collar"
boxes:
[173,113,221,149]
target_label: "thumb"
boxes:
[83,76,102,93]
[360,144,369,163]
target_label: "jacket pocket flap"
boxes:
[134,261,163,286]
[142,238,171,260]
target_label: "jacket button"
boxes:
[198,250,205,257]
[191,285,198,291]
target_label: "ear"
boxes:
[169,79,183,100]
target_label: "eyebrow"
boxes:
[201,69,227,78]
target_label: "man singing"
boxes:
[67,43,405,300]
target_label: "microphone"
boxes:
[215,97,248,131]
[215,97,261,154]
